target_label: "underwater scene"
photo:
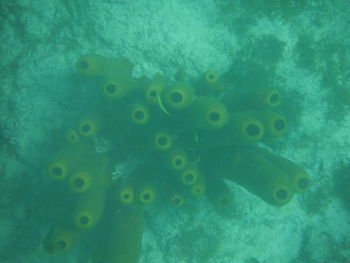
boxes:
[0,0,350,262]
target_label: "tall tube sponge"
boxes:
[206,175,233,211]
[247,111,287,141]
[187,96,229,130]
[223,86,282,112]
[42,216,81,254]
[143,73,168,106]
[161,81,195,112]
[68,155,110,193]
[98,56,135,100]
[102,206,144,263]
[47,141,94,180]
[254,147,311,193]
[71,157,111,229]
[222,149,294,206]
[197,111,265,149]
[200,70,225,95]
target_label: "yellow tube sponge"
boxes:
[136,182,157,205]
[251,111,288,140]
[179,165,200,185]
[47,142,93,180]
[152,130,173,151]
[104,206,144,263]
[170,192,185,207]
[144,73,167,105]
[77,113,101,138]
[206,176,233,210]
[249,87,282,109]
[224,149,294,206]
[166,147,188,171]
[72,184,107,229]
[76,54,111,76]
[43,219,81,254]
[190,173,206,197]
[129,103,151,125]
[256,148,310,193]
[116,181,135,206]
[202,70,225,95]
[189,96,229,130]
[161,81,195,111]
[65,128,80,144]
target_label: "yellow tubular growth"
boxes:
[104,206,144,263]
[202,70,225,95]
[179,165,200,185]
[144,73,167,105]
[68,155,108,193]
[102,78,133,100]
[224,149,294,206]
[101,56,134,100]
[256,148,311,193]
[116,182,135,206]
[250,87,282,109]
[43,219,81,254]
[129,103,151,125]
[166,147,188,171]
[137,182,157,205]
[65,128,80,144]
[76,54,111,76]
[47,142,93,180]
[77,114,101,138]
[72,184,107,229]
[228,112,265,144]
[190,173,206,197]
[251,111,288,140]
[170,192,185,207]
[189,96,229,130]
[152,130,173,151]
[206,176,233,210]
[161,81,195,111]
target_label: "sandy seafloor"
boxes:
[1,0,350,263]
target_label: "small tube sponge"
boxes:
[136,182,157,204]
[144,73,167,105]
[72,184,107,229]
[251,111,288,140]
[47,142,92,180]
[228,112,265,144]
[224,149,294,206]
[152,130,173,151]
[201,70,225,95]
[198,112,264,149]
[206,176,233,210]
[65,129,80,144]
[189,96,229,130]
[68,155,109,193]
[250,87,282,109]
[166,147,188,171]
[170,192,185,207]
[102,78,133,100]
[129,103,151,125]
[161,81,195,111]
[190,173,206,197]
[104,206,144,263]
[43,219,81,254]
[116,182,135,206]
[179,165,200,185]
[77,114,101,138]
[76,54,111,76]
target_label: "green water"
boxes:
[0,0,350,262]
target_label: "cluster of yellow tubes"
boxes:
[43,54,310,262]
